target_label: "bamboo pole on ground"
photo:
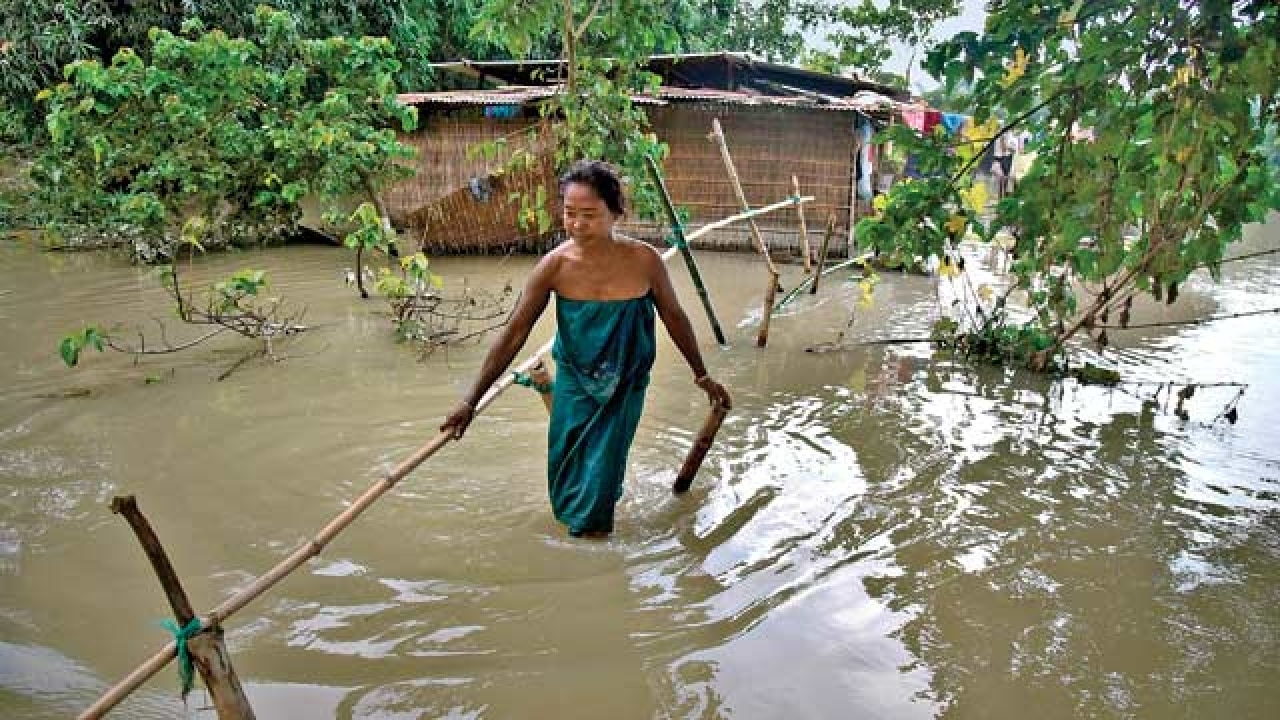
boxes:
[811,213,837,295]
[708,118,779,348]
[109,496,255,720]
[643,155,726,345]
[792,175,812,274]
[81,192,814,720]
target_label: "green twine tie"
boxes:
[666,232,688,250]
[512,371,553,394]
[161,617,203,697]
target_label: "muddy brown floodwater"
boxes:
[2,217,1278,719]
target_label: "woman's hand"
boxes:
[695,376,732,410]
[440,401,476,440]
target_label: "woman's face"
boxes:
[562,182,617,242]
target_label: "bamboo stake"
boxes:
[792,175,812,273]
[672,399,729,495]
[708,118,779,347]
[643,155,727,345]
[709,119,777,275]
[812,213,837,295]
[108,496,255,720]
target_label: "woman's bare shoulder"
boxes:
[615,234,662,263]
[529,245,569,288]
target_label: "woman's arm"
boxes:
[440,254,558,438]
[648,247,732,409]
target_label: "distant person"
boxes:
[440,160,731,538]
[993,132,1015,197]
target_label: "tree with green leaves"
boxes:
[859,0,1280,370]
[470,0,689,219]
[822,0,962,78]
[45,6,421,372]
[36,6,417,260]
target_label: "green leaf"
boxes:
[59,336,80,367]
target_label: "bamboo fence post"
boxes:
[643,155,727,345]
[672,399,730,495]
[108,496,255,720]
[811,213,837,295]
[792,175,812,273]
[708,118,779,348]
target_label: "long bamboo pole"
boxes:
[792,175,812,274]
[643,154,726,345]
[708,118,779,348]
[81,193,814,720]
[684,196,813,242]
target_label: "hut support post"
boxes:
[792,175,812,273]
[848,123,861,260]
[811,213,837,295]
[643,155,727,345]
[108,496,255,720]
[709,118,780,348]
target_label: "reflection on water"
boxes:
[1,218,1278,719]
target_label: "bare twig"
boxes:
[1095,306,1280,330]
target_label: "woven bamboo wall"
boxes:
[617,103,860,255]
[386,108,565,254]
[384,108,547,225]
[389,102,871,257]
[402,152,560,254]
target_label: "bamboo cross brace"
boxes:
[80,196,815,720]
[684,195,814,242]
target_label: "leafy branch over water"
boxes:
[859,0,1280,370]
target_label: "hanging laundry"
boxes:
[923,110,943,135]
[941,113,967,135]
[901,108,926,133]
[857,117,875,200]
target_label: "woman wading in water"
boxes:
[440,160,731,538]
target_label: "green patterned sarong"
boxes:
[548,293,656,536]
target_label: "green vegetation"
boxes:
[862,0,1280,370]
[35,7,416,259]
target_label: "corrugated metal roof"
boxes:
[397,86,903,113]
[397,86,558,106]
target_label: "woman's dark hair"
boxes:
[559,160,625,215]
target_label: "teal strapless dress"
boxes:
[548,293,656,535]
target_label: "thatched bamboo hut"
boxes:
[386,53,909,256]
